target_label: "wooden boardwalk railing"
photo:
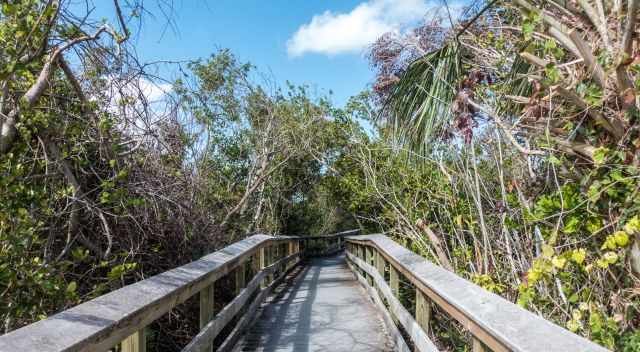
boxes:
[0,230,611,352]
[345,234,610,352]
[0,230,357,352]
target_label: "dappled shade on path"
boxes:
[233,254,392,352]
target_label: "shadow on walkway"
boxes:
[234,254,392,352]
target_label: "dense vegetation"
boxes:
[1,1,639,351]
[360,1,640,350]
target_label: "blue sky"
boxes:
[89,0,437,107]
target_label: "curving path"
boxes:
[233,254,392,352]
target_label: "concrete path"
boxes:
[233,254,392,352]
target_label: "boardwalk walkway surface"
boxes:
[233,254,392,352]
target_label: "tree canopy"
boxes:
[1,1,640,351]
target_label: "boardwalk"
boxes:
[0,233,610,352]
[234,254,392,352]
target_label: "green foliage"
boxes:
[471,274,505,293]
[620,331,640,352]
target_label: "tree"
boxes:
[364,1,640,349]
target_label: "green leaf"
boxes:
[567,319,582,332]
[66,281,77,293]
[563,216,581,234]
[587,182,601,202]
[593,147,609,166]
[548,155,562,165]
[552,256,566,269]
[614,231,629,247]
[571,249,586,264]
[522,22,534,40]
[544,63,561,84]
[2,3,15,15]
[624,216,640,234]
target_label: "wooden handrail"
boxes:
[182,252,298,352]
[303,229,360,239]
[299,229,358,257]
[345,234,610,352]
[0,230,357,352]
[0,235,293,352]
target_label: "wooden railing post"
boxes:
[199,284,215,352]
[389,265,399,297]
[374,250,386,299]
[375,250,385,276]
[270,245,275,280]
[259,246,266,288]
[235,262,246,294]
[416,290,431,335]
[389,263,400,326]
[293,240,299,265]
[121,329,146,352]
[365,246,373,285]
[272,244,279,278]
[265,245,271,285]
[286,241,293,270]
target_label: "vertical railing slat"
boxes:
[121,329,146,352]
[389,265,399,297]
[389,264,400,325]
[365,246,373,286]
[199,284,215,352]
[259,246,266,288]
[375,250,386,300]
[235,262,246,294]
[416,290,431,335]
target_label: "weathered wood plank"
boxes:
[365,246,373,286]
[348,252,440,352]
[258,246,266,289]
[287,242,294,270]
[0,235,276,352]
[235,254,390,352]
[375,251,385,276]
[182,253,298,352]
[346,235,610,352]
[216,255,297,352]
[121,329,146,352]
[348,259,411,352]
[0,231,356,352]
[235,264,245,295]
[389,264,399,297]
[266,246,273,285]
[416,290,431,335]
[199,284,215,352]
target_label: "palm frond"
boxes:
[383,44,462,155]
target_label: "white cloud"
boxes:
[93,76,173,138]
[287,0,432,57]
[138,79,172,103]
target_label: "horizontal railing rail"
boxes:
[0,230,357,352]
[183,250,298,352]
[298,229,358,257]
[345,234,610,352]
